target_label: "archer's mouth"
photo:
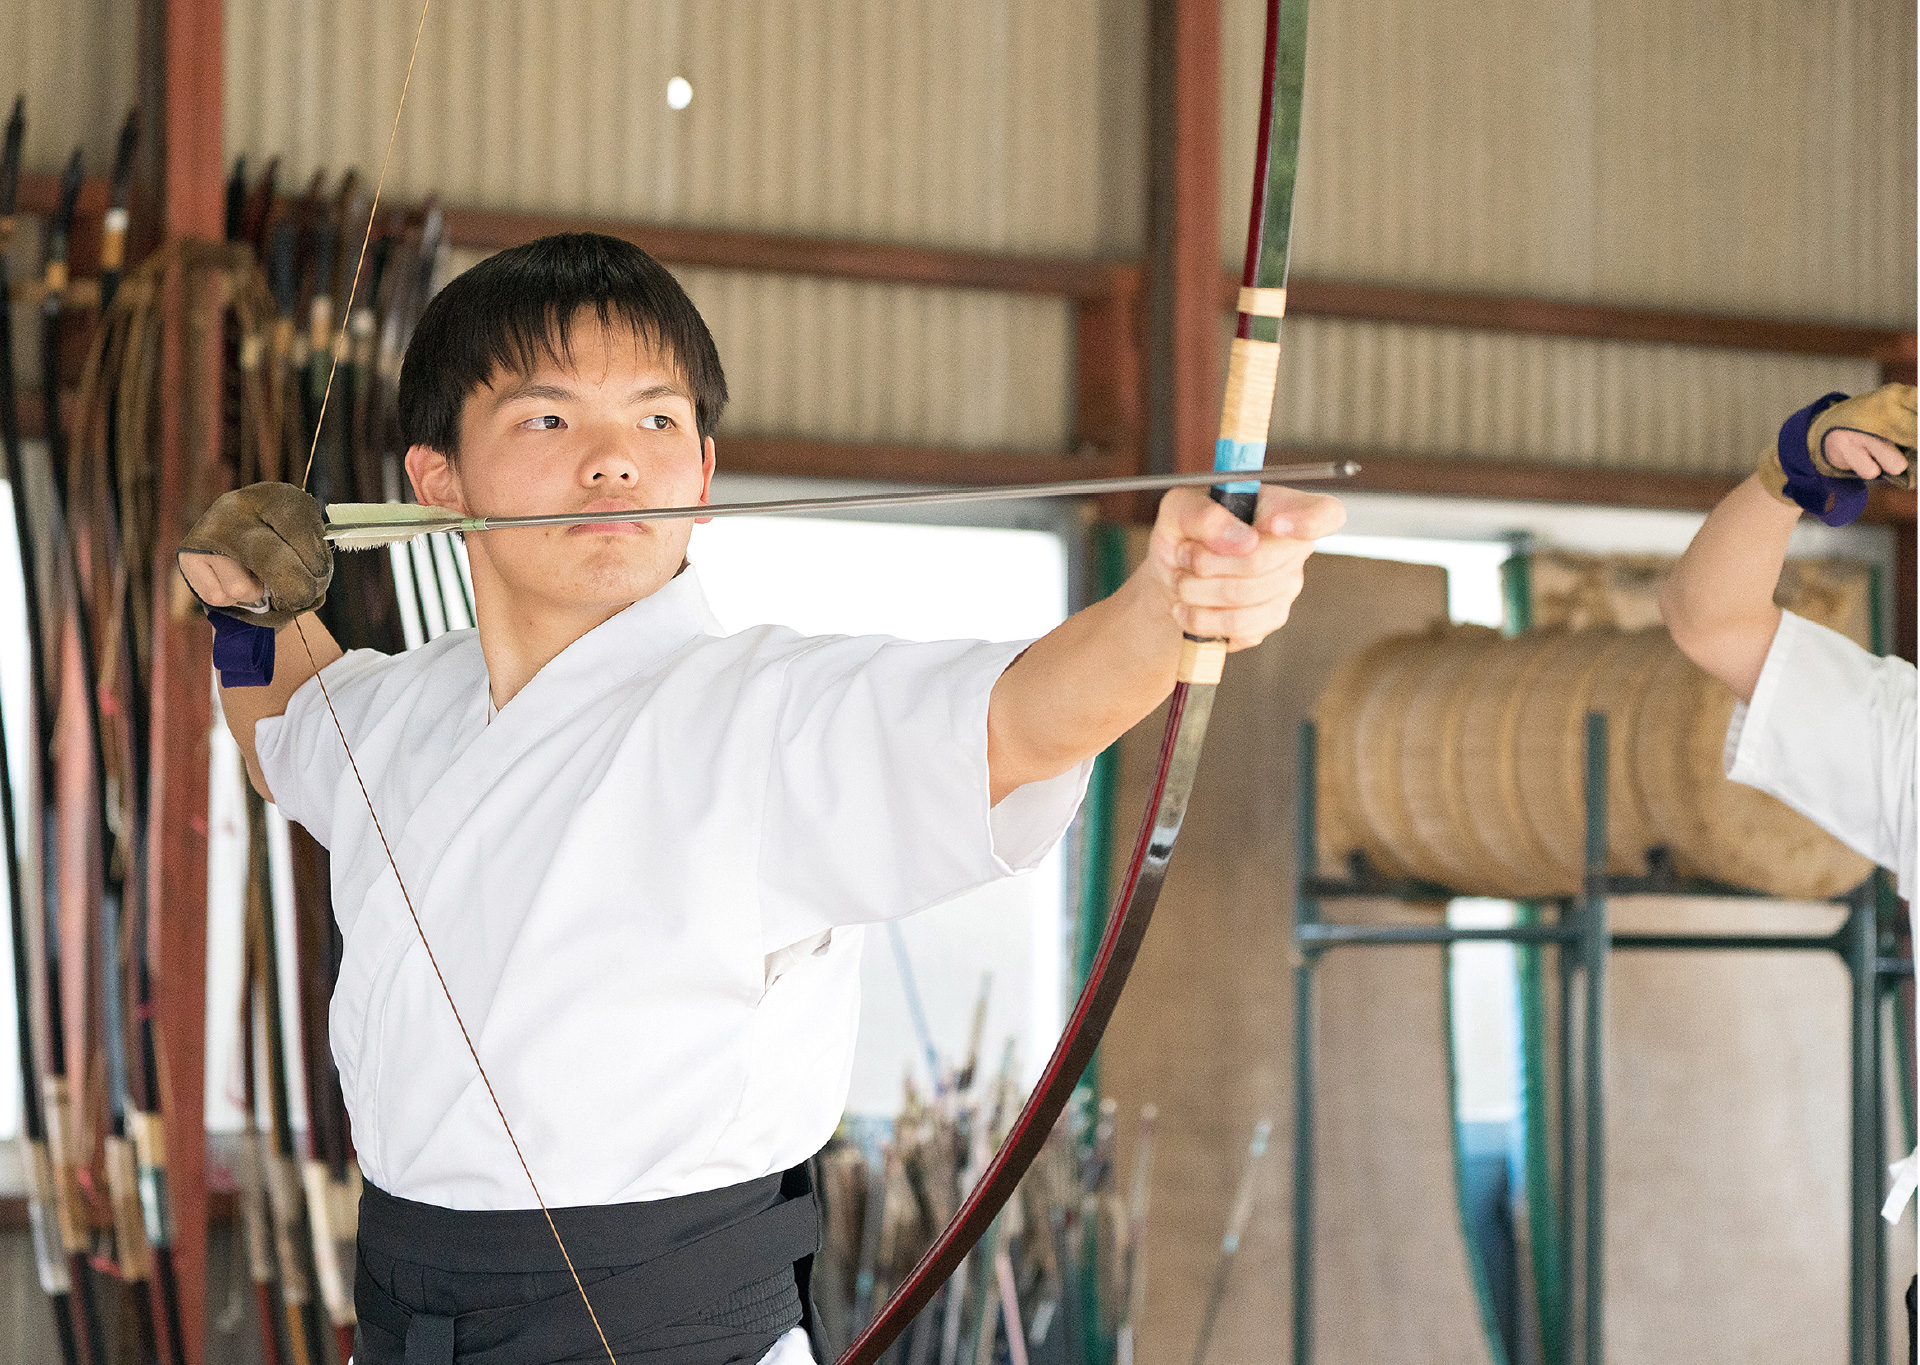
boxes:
[564,499,654,536]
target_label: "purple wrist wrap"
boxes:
[209,612,276,688]
[1777,391,1862,526]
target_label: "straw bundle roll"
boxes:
[1316,624,1872,901]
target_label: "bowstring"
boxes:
[297,0,425,493]
[288,2,618,1359]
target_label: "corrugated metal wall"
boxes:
[1225,0,1917,319]
[442,244,1076,451]
[3,0,140,177]
[1274,318,1879,474]
[227,0,1141,254]
[1225,0,1915,476]
[228,0,1147,456]
[223,0,1911,473]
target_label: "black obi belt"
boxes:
[353,1166,820,1365]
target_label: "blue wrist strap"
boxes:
[1778,391,1863,526]
[209,612,276,688]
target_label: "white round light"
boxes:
[666,77,692,110]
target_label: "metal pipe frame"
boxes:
[1291,716,1904,1365]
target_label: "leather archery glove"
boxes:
[177,481,332,628]
[1756,383,1916,526]
[1810,383,1915,487]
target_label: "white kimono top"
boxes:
[255,566,1090,1213]
[1722,608,1918,1236]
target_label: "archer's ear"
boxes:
[405,443,465,512]
[694,436,717,524]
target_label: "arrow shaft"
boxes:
[325,459,1359,541]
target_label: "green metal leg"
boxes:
[1848,879,1879,1365]
[1294,953,1317,1365]
[1295,721,1321,1365]
[1874,952,1889,1365]
[1582,714,1608,1365]
[1558,901,1576,1365]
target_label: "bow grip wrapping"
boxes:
[1182,287,1290,687]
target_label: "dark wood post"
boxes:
[1147,0,1223,483]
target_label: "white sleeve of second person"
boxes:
[1722,610,1917,900]
[756,634,1092,947]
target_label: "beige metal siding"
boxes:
[677,268,1074,452]
[1224,0,1912,473]
[442,245,1075,452]
[225,0,1141,256]
[3,0,139,178]
[1271,318,1879,476]
[1225,0,1916,322]
[230,0,1137,455]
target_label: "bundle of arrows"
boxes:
[804,978,1162,1365]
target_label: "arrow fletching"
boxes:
[324,502,480,549]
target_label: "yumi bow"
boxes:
[275,0,1317,1361]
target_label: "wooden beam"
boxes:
[440,204,1134,300]
[716,435,1127,487]
[1075,286,1149,519]
[145,0,228,1344]
[162,0,224,241]
[25,173,1915,368]
[1157,0,1222,476]
[1229,272,1917,363]
[146,252,218,1365]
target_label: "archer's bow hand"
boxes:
[1758,382,1915,525]
[177,482,333,628]
[1147,484,1346,652]
[1808,384,1915,487]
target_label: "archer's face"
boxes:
[406,317,715,621]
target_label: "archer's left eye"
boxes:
[640,414,675,431]
[522,415,564,431]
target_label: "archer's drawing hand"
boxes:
[177,482,333,628]
[1147,483,1346,651]
[1811,383,1915,486]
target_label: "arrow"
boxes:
[322,459,1360,549]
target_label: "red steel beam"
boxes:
[1165,0,1222,476]
[148,0,227,1356]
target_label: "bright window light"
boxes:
[1319,533,1512,627]
[666,77,693,110]
[694,515,1072,1114]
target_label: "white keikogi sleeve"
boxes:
[251,647,399,847]
[1722,611,1917,900]
[756,635,1092,945]
[1723,612,1920,1234]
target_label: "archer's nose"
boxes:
[583,438,642,486]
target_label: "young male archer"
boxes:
[179,233,1345,1365]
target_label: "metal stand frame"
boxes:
[1292,714,1909,1365]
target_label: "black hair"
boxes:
[397,232,728,454]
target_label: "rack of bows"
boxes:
[2,92,209,1365]
[0,98,459,1362]
[209,154,461,1365]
